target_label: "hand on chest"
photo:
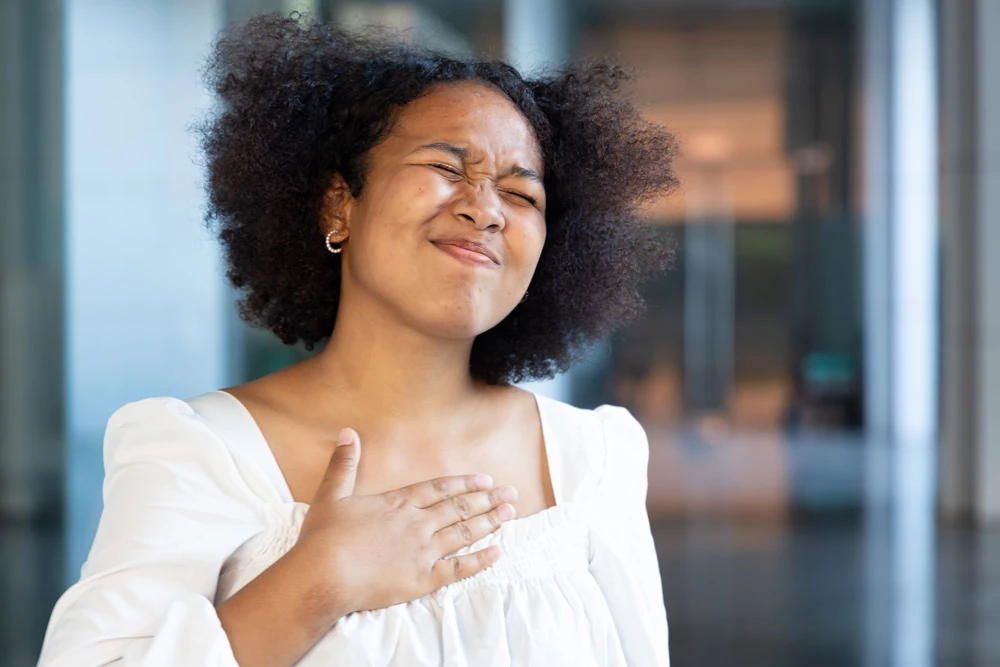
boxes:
[270,399,555,521]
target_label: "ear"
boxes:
[320,174,356,241]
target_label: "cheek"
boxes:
[353,172,449,247]
[347,172,455,287]
[508,215,546,273]
[392,169,455,214]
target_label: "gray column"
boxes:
[64,0,230,580]
[939,0,1000,524]
[938,0,977,522]
[0,0,64,521]
[974,0,1000,523]
[1,5,64,662]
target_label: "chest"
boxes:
[238,391,556,520]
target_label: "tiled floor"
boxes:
[653,517,1000,667]
[655,518,866,666]
[4,516,998,666]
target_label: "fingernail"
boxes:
[337,429,353,446]
[474,474,493,488]
[497,503,516,520]
[498,486,518,502]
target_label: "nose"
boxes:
[453,180,504,231]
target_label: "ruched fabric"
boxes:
[39,390,670,666]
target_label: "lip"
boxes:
[431,239,501,266]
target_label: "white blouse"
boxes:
[39,390,670,666]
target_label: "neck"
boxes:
[296,292,496,449]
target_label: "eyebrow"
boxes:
[415,142,542,183]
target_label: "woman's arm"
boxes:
[40,397,359,667]
[215,543,353,667]
[38,398,265,666]
[588,405,671,667]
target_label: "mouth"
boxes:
[431,241,501,268]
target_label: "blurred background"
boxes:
[1,0,997,665]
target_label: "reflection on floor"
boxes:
[653,517,1000,667]
[655,517,864,665]
[0,519,62,667]
[2,517,998,666]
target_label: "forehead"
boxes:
[386,81,543,170]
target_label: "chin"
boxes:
[430,318,495,341]
[426,307,511,340]
[399,290,515,339]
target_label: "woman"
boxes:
[39,12,678,667]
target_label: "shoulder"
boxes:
[534,393,647,463]
[104,396,208,461]
[104,394,227,462]
[101,394,265,511]
[533,393,649,503]
[78,395,267,583]
[592,403,650,473]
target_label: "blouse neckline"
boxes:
[207,388,564,521]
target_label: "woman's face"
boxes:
[333,80,547,340]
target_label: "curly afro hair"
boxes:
[198,12,679,385]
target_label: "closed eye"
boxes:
[430,163,463,176]
[501,190,537,206]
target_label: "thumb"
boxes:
[321,427,361,501]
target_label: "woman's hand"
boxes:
[289,426,519,621]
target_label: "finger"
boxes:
[431,545,502,588]
[315,428,360,502]
[402,473,494,509]
[425,486,519,531]
[432,502,516,556]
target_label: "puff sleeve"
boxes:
[38,398,267,666]
[587,405,671,666]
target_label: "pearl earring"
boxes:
[325,229,344,254]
